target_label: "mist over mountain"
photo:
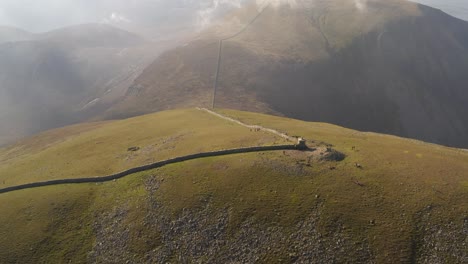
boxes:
[109,0,468,148]
[0,0,248,146]
[411,0,468,21]
[1,1,468,262]
[0,0,247,40]
[0,26,33,43]
[0,23,165,145]
[2,0,468,148]
[37,23,146,48]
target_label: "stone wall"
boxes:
[0,145,298,195]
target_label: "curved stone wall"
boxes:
[0,145,298,195]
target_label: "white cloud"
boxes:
[197,0,244,29]
[102,12,131,24]
[0,8,8,25]
[354,0,368,12]
[256,0,299,9]
[0,0,305,33]
[195,0,303,29]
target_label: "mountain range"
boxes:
[1,1,467,262]
[0,23,180,145]
[2,0,468,149]
[107,0,468,148]
[0,26,34,43]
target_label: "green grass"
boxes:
[0,184,96,263]
[217,108,468,262]
[0,108,467,263]
[0,108,287,188]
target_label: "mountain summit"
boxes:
[1,108,467,263]
[108,0,468,148]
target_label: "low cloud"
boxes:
[195,0,304,30]
[197,0,244,29]
[0,8,9,25]
[102,12,131,24]
[256,0,299,9]
[0,0,310,33]
[354,0,368,11]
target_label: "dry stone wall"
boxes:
[0,145,298,195]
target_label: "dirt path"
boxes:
[212,3,271,108]
[0,108,306,195]
[198,108,298,142]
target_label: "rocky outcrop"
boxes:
[88,176,375,263]
[87,175,467,263]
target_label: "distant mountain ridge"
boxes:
[107,0,468,148]
[37,23,147,48]
[0,26,34,43]
[411,0,468,21]
[0,23,161,146]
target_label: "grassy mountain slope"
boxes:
[0,108,467,263]
[108,0,468,148]
[0,109,284,188]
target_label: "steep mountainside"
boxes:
[0,26,33,43]
[0,23,166,146]
[37,23,146,48]
[108,0,468,148]
[0,109,467,263]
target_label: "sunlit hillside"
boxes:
[108,0,468,148]
[1,108,466,263]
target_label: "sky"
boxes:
[0,0,467,33]
[409,0,468,21]
[0,0,247,33]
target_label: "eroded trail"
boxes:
[0,108,309,195]
[198,108,297,142]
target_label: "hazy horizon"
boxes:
[410,0,468,21]
[0,0,246,34]
[0,0,467,34]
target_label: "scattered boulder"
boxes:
[319,148,346,162]
[127,146,140,152]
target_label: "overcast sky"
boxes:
[0,0,467,33]
[0,0,247,33]
[409,0,468,21]
[0,0,123,32]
